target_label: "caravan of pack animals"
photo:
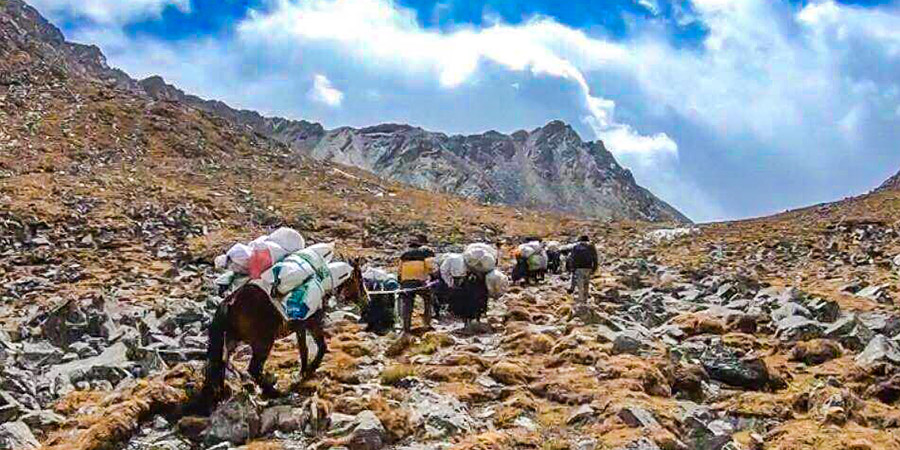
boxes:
[3,1,900,450]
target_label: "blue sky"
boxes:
[30,0,900,222]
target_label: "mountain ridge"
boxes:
[137,75,691,223]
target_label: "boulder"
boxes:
[346,410,386,450]
[0,421,39,449]
[45,342,133,386]
[685,416,734,450]
[567,404,596,425]
[858,312,900,338]
[771,303,810,322]
[805,298,840,323]
[824,315,875,351]
[701,346,769,390]
[856,335,900,370]
[775,316,824,342]
[618,406,661,429]
[612,330,652,355]
[205,393,260,445]
[260,405,306,435]
[790,340,842,365]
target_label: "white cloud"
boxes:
[236,0,676,162]
[62,0,900,221]
[29,0,189,25]
[309,74,344,107]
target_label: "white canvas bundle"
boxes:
[271,258,319,295]
[225,243,252,274]
[546,241,561,252]
[517,243,537,258]
[440,253,467,287]
[290,249,328,273]
[485,269,509,298]
[463,243,498,274]
[285,278,325,320]
[322,262,353,292]
[527,251,548,271]
[363,267,395,282]
[305,242,336,264]
[267,227,305,254]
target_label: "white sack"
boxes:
[322,262,353,292]
[285,278,325,320]
[464,243,498,274]
[305,243,335,264]
[225,243,252,274]
[485,270,510,298]
[440,253,467,287]
[267,227,305,254]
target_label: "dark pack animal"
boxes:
[201,258,364,404]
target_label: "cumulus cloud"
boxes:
[29,0,189,25]
[309,74,344,107]
[55,0,900,222]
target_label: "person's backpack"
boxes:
[570,243,595,269]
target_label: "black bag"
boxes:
[570,243,595,269]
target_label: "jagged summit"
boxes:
[138,74,690,223]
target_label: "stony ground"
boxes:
[3,0,900,447]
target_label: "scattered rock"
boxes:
[790,339,842,365]
[346,410,386,450]
[0,421,39,449]
[856,335,900,370]
[775,316,824,342]
[701,345,769,390]
[205,393,260,445]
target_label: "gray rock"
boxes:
[613,330,652,355]
[406,387,475,438]
[775,316,824,342]
[618,437,662,450]
[856,335,900,369]
[0,391,22,423]
[805,298,840,323]
[19,341,64,369]
[771,303,810,322]
[618,406,661,429]
[755,287,800,304]
[45,342,133,386]
[574,438,598,450]
[685,416,734,450]
[346,410,386,450]
[858,312,900,337]
[20,409,66,431]
[205,393,260,445]
[824,315,874,351]
[260,405,306,435]
[0,421,39,449]
[567,404,596,425]
[857,285,891,303]
[701,345,769,390]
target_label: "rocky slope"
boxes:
[137,76,689,224]
[2,2,900,450]
[879,170,900,192]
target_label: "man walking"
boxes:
[569,235,598,313]
[398,235,435,333]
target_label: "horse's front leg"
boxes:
[307,318,328,376]
[249,341,277,398]
[295,326,308,376]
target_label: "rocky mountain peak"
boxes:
[878,169,900,192]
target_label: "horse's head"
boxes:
[335,256,367,308]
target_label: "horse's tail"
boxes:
[202,299,230,402]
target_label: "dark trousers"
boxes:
[400,280,431,332]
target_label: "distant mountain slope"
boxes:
[878,169,900,192]
[138,77,690,223]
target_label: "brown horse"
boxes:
[202,257,365,402]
